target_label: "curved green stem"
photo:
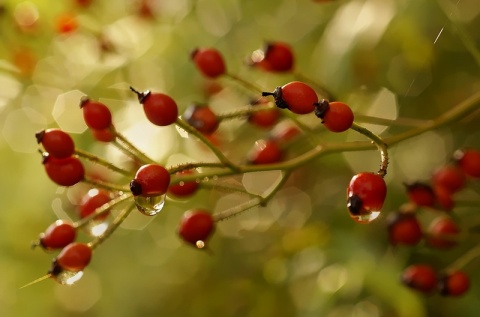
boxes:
[75,148,132,176]
[225,72,264,94]
[113,128,157,164]
[82,176,130,192]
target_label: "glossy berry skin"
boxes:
[191,48,226,78]
[133,89,179,126]
[455,148,480,178]
[43,154,85,186]
[36,128,75,159]
[250,42,294,73]
[80,97,112,130]
[314,100,354,132]
[248,98,281,129]
[426,217,460,249]
[404,182,436,208]
[263,81,318,115]
[439,271,470,297]
[79,189,112,220]
[56,242,92,271]
[347,172,387,215]
[178,209,215,247]
[91,128,115,142]
[432,164,466,194]
[168,170,199,198]
[183,104,219,135]
[247,139,283,165]
[401,264,437,294]
[39,220,76,250]
[386,212,423,246]
[130,164,171,197]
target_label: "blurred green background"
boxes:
[1,0,480,316]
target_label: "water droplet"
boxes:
[83,220,109,237]
[349,211,381,224]
[196,240,205,249]
[179,181,185,186]
[134,194,166,216]
[54,270,84,285]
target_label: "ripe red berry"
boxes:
[178,209,215,248]
[249,41,294,73]
[130,88,179,126]
[386,212,423,246]
[39,220,76,250]
[439,271,470,297]
[55,13,78,34]
[347,172,387,221]
[80,97,113,130]
[182,104,219,135]
[454,148,480,178]
[401,264,438,294]
[36,128,75,159]
[43,154,85,186]
[168,170,199,198]
[130,164,171,197]
[314,100,354,132]
[79,189,112,220]
[433,185,454,211]
[91,128,115,142]
[404,182,436,208]
[55,242,92,272]
[426,216,460,249]
[191,48,226,78]
[263,81,318,115]
[432,164,466,194]
[247,139,284,165]
[248,97,281,129]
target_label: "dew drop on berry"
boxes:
[349,210,381,224]
[134,194,166,216]
[54,270,84,285]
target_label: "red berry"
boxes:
[247,139,284,165]
[249,41,294,73]
[439,271,470,297]
[168,170,199,198]
[401,264,438,294]
[78,189,112,220]
[314,100,354,132]
[263,81,318,115]
[36,128,75,159]
[130,164,171,197]
[178,209,215,248]
[269,120,301,145]
[386,212,423,246]
[39,220,76,250]
[131,88,179,126]
[426,216,460,249]
[183,104,219,135]
[91,128,115,142]
[248,97,281,129]
[55,242,92,271]
[433,185,454,211]
[191,48,226,78]
[55,13,78,34]
[455,148,480,178]
[73,0,92,7]
[432,164,466,194]
[43,154,85,186]
[80,97,113,130]
[347,172,387,217]
[404,182,436,208]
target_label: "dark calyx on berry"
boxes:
[130,180,143,196]
[314,99,330,121]
[262,87,289,109]
[35,130,46,144]
[347,195,363,215]
[48,259,63,276]
[130,86,150,104]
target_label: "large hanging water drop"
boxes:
[54,270,84,285]
[349,210,381,224]
[134,194,166,216]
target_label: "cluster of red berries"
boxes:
[386,148,480,296]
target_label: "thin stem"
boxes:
[74,192,133,229]
[88,202,135,250]
[168,162,227,174]
[82,176,130,192]
[201,182,264,200]
[175,118,240,172]
[75,148,132,176]
[354,114,433,127]
[225,72,264,94]
[350,122,389,177]
[113,128,157,164]
[445,243,480,273]
[216,101,277,121]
